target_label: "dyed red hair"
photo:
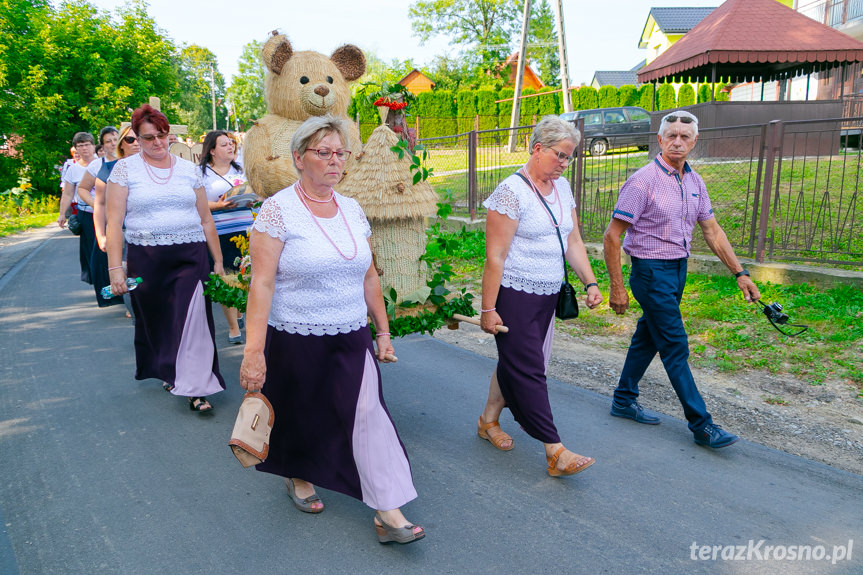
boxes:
[131,104,170,135]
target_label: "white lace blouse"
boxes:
[108,154,206,246]
[482,173,577,295]
[252,185,373,336]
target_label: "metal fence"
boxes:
[417,117,863,266]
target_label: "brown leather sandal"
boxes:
[477,417,514,451]
[546,446,595,477]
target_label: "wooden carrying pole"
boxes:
[508,0,532,152]
[451,314,510,333]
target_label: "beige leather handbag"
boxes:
[229,392,274,468]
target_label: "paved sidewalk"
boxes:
[0,231,861,574]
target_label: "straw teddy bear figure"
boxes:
[243,32,366,198]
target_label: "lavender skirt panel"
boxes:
[127,242,224,394]
[494,285,561,444]
[257,327,416,509]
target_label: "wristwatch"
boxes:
[734,269,750,278]
[584,282,598,291]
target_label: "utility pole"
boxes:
[553,0,572,113]
[209,64,217,131]
[508,0,532,152]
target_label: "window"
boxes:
[580,112,602,126]
[627,109,650,122]
[604,111,626,124]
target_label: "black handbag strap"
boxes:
[514,171,572,285]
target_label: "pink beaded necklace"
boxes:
[142,153,175,185]
[295,181,357,260]
[521,167,562,228]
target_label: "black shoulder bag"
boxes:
[515,171,579,320]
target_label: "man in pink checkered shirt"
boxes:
[603,110,760,449]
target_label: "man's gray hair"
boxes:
[290,114,351,171]
[659,110,699,138]
[529,115,581,153]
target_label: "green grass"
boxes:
[423,143,863,265]
[0,191,59,237]
[426,226,863,389]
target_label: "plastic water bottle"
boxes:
[101,277,142,299]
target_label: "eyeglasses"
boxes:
[663,115,697,125]
[138,133,169,142]
[306,148,351,161]
[547,146,575,164]
[123,136,138,144]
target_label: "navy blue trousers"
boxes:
[613,257,712,432]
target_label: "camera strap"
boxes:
[756,300,809,337]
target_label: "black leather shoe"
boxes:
[693,424,739,448]
[609,401,661,425]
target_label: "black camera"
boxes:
[762,301,789,325]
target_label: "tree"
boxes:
[656,83,676,110]
[175,45,226,137]
[597,85,618,108]
[409,0,519,79]
[226,40,266,129]
[677,84,696,107]
[0,0,182,192]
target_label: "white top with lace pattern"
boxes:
[482,173,577,295]
[108,153,206,246]
[252,184,373,336]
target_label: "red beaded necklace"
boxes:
[142,153,175,185]
[295,181,357,260]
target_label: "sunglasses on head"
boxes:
[664,115,696,124]
[123,136,137,144]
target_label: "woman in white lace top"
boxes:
[240,115,424,546]
[478,116,603,477]
[106,105,225,414]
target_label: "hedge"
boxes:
[476,90,498,130]
[638,84,655,111]
[657,84,676,110]
[498,87,515,129]
[536,87,559,118]
[677,84,696,107]
[576,86,598,110]
[456,90,478,133]
[618,85,639,107]
[598,85,618,109]
[519,88,538,125]
[697,84,712,103]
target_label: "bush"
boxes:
[715,82,730,102]
[456,90,478,132]
[618,85,639,107]
[639,84,655,111]
[657,84,677,110]
[476,90,498,130]
[558,88,576,112]
[536,87,559,117]
[519,88,538,125]
[677,84,696,107]
[598,85,618,109]
[576,86,598,110]
[697,84,712,103]
[498,88,515,129]
[350,94,380,141]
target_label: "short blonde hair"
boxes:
[116,126,136,158]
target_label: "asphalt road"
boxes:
[0,230,861,574]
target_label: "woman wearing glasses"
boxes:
[478,116,603,477]
[240,115,424,545]
[198,130,255,344]
[106,105,225,414]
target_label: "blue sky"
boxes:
[84,0,721,86]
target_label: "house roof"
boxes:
[502,53,546,88]
[639,7,716,48]
[637,0,863,83]
[397,69,435,88]
[591,71,641,88]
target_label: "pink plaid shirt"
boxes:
[612,153,714,259]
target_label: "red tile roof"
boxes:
[638,0,863,83]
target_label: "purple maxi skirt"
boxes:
[256,326,417,511]
[493,285,561,444]
[126,242,225,396]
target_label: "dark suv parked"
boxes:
[560,106,651,156]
